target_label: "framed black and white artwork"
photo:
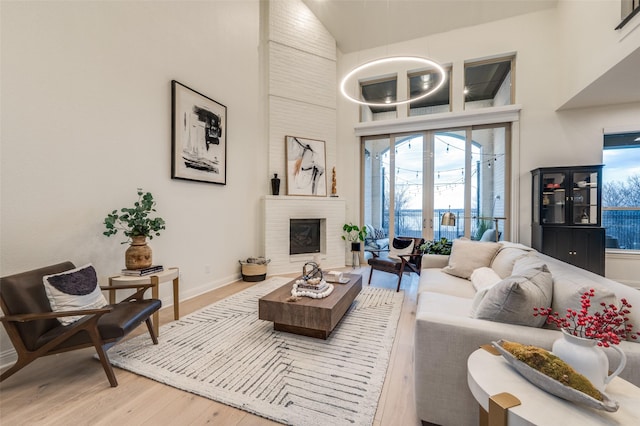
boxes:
[285,135,327,197]
[171,80,227,185]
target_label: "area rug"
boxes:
[107,276,404,426]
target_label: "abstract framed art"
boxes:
[171,80,227,185]
[285,136,327,196]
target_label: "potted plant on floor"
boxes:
[341,223,367,252]
[103,188,166,270]
[420,237,452,255]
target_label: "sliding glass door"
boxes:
[362,124,510,242]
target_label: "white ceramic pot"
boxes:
[552,329,626,391]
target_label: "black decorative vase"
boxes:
[271,173,281,195]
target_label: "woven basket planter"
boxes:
[239,258,270,282]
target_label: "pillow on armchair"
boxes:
[388,238,415,260]
[42,264,108,325]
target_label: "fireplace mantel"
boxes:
[263,196,346,274]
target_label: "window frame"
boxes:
[463,55,516,111]
[602,130,640,253]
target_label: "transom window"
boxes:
[464,56,515,110]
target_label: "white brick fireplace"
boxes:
[264,196,346,275]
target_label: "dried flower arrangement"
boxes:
[534,288,639,347]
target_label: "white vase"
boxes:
[552,329,626,392]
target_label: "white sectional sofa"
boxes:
[414,240,640,426]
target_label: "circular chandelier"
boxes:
[340,56,446,108]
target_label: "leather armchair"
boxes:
[0,261,161,387]
[367,237,424,291]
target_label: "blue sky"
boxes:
[603,146,640,183]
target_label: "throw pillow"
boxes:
[511,253,548,275]
[443,239,501,279]
[479,229,498,242]
[42,264,108,326]
[364,224,376,245]
[472,267,553,327]
[374,227,386,239]
[470,267,503,292]
[388,238,415,260]
[469,267,504,317]
[491,245,532,278]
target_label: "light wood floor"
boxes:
[0,267,420,426]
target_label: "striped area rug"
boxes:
[107,276,404,426]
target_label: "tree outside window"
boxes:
[603,132,640,250]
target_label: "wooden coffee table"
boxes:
[258,274,362,339]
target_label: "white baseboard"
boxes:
[0,347,17,370]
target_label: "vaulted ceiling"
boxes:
[301,0,640,109]
[302,0,557,53]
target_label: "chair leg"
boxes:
[87,328,118,387]
[397,262,408,292]
[146,318,158,345]
[368,267,374,286]
[0,354,37,383]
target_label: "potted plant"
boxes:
[103,188,166,270]
[341,223,367,252]
[420,237,452,255]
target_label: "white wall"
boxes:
[556,0,640,107]
[1,1,264,359]
[336,8,640,284]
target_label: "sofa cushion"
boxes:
[491,243,533,278]
[42,264,108,326]
[419,269,477,299]
[472,266,553,327]
[443,239,500,279]
[417,291,474,318]
[546,272,618,329]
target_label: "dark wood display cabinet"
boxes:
[531,165,605,275]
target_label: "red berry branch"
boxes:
[533,288,640,347]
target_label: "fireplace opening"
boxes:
[290,219,321,255]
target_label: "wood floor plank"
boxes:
[1,267,420,426]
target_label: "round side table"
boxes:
[467,346,640,425]
[108,267,180,336]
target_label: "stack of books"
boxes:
[121,265,164,276]
[296,280,329,293]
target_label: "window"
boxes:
[616,0,640,29]
[464,56,515,110]
[360,76,397,122]
[602,131,640,250]
[408,68,451,117]
[362,124,510,243]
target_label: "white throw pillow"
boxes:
[469,267,503,317]
[388,238,415,260]
[470,267,503,292]
[42,264,108,326]
[443,239,501,279]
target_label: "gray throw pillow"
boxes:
[472,266,553,327]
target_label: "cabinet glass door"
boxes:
[571,171,598,225]
[541,171,567,224]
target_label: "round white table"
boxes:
[467,346,640,425]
